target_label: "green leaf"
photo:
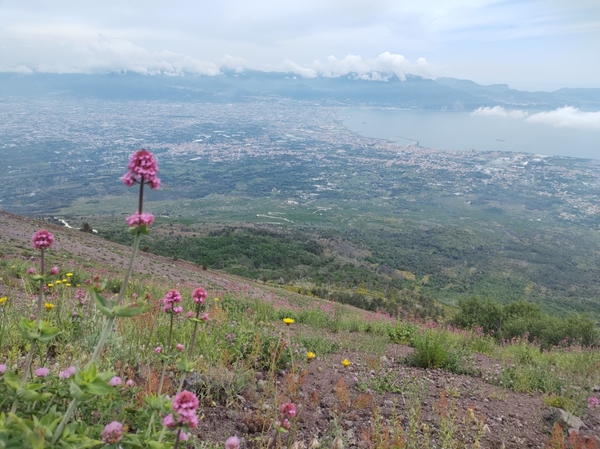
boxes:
[69,380,85,399]
[38,321,61,343]
[112,303,152,317]
[3,371,21,390]
[91,290,115,318]
[85,378,114,396]
[176,356,193,373]
[17,318,39,342]
[129,224,151,235]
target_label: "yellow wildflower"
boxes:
[283,318,295,325]
[214,297,219,301]
[44,302,55,310]
[307,351,316,362]
[62,279,67,282]
[0,297,7,305]
[342,358,351,368]
[66,283,71,287]
[66,273,73,277]
[47,283,54,288]
[55,280,62,285]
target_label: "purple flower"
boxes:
[192,287,207,305]
[31,230,54,250]
[0,364,7,374]
[225,436,240,449]
[179,431,190,441]
[162,413,176,428]
[201,313,209,322]
[34,367,50,377]
[122,149,160,190]
[109,376,122,386]
[173,306,183,315]
[126,212,155,228]
[155,346,162,354]
[26,267,36,275]
[161,289,182,313]
[59,366,76,379]
[126,379,136,387]
[102,421,123,444]
[589,397,599,410]
[50,265,59,275]
[176,343,184,351]
[186,311,194,318]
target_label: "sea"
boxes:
[343,108,600,160]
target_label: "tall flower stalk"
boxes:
[52,149,160,443]
[22,230,54,383]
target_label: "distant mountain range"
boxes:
[2,71,600,110]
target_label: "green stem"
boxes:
[52,231,142,444]
[86,232,141,369]
[158,313,174,395]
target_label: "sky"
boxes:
[0,0,599,91]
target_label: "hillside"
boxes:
[2,210,600,448]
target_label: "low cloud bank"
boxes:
[527,107,600,130]
[472,106,600,131]
[472,106,527,119]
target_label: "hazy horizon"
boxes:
[1,0,599,91]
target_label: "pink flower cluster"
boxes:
[192,287,207,305]
[589,397,599,410]
[163,390,199,429]
[31,229,54,250]
[225,436,240,449]
[102,421,123,444]
[59,366,76,379]
[280,402,296,418]
[126,212,155,228]
[122,149,160,189]
[161,289,183,313]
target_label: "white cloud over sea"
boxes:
[472,106,600,131]
[526,107,600,131]
[472,106,527,119]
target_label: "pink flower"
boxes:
[161,289,182,313]
[280,402,296,418]
[109,376,122,386]
[102,421,123,444]
[173,306,183,314]
[31,230,54,250]
[192,287,207,305]
[34,367,50,377]
[172,390,199,428]
[26,267,36,275]
[0,364,7,374]
[179,431,190,441]
[162,413,176,428]
[59,366,76,379]
[123,149,160,189]
[176,343,184,351]
[186,311,194,318]
[225,436,240,449]
[50,266,59,275]
[126,379,136,387]
[589,397,599,410]
[201,313,209,322]
[282,419,291,430]
[126,212,155,228]
[155,346,162,354]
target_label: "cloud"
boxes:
[471,106,527,119]
[526,107,600,130]
[0,28,220,76]
[282,52,431,80]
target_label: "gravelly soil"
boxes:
[2,211,599,448]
